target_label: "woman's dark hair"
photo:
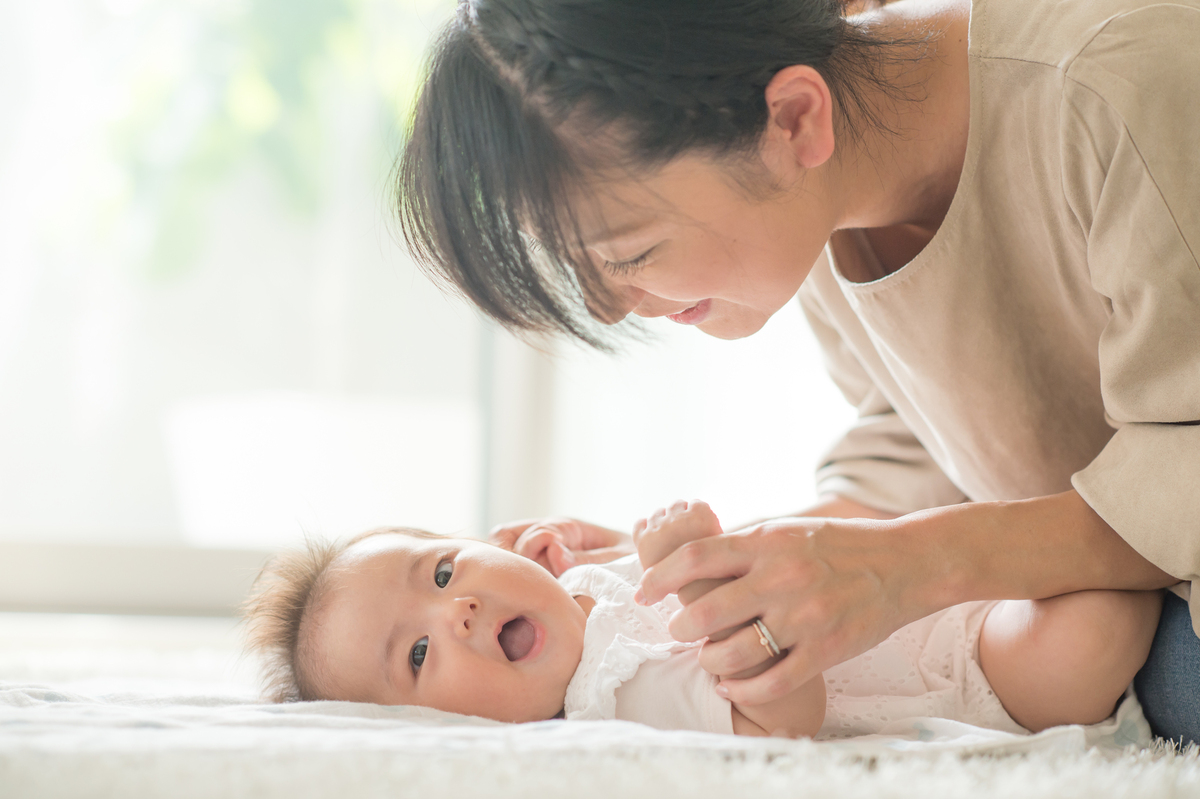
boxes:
[396,0,923,349]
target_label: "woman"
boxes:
[397,0,1200,743]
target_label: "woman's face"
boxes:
[574,152,837,340]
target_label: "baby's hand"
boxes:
[489,517,634,577]
[633,500,727,607]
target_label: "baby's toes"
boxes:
[665,500,723,538]
[687,500,721,530]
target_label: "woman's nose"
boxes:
[629,293,675,319]
[590,285,646,325]
[451,596,480,639]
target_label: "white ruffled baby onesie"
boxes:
[559,555,1028,739]
[559,555,734,734]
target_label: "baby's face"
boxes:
[308,533,588,722]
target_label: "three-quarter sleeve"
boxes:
[798,272,967,516]
[1062,9,1200,628]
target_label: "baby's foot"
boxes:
[634,501,737,627]
[634,501,763,658]
[633,499,723,568]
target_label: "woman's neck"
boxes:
[829,0,972,244]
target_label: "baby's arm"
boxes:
[634,501,827,738]
[979,589,1162,731]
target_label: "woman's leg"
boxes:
[1134,591,1200,747]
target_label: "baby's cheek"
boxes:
[429,669,495,718]
[430,665,545,723]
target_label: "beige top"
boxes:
[800,0,1200,630]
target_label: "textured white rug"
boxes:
[1,613,1197,799]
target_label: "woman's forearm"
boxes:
[803,494,900,521]
[732,494,899,532]
[895,489,1178,616]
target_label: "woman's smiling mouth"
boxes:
[666,299,712,325]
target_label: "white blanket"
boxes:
[0,678,1177,799]
[0,613,1195,799]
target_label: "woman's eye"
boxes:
[604,247,652,278]
[410,637,428,672]
[603,252,650,277]
[434,560,453,588]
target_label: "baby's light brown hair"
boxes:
[241,526,445,702]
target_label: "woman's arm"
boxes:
[637,489,1178,707]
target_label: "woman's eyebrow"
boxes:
[585,219,657,247]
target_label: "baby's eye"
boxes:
[410,637,428,673]
[434,559,453,588]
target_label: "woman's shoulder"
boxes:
[972,0,1200,199]
[1052,3,1200,229]
[1062,3,1200,110]
[971,0,1200,77]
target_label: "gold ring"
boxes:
[752,618,781,658]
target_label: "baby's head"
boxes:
[242,527,588,722]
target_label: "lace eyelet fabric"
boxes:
[816,600,1026,739]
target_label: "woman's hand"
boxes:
[637,490,1180,707]
[637,515,930,706]
[488,517,634,577]
[634,500,783,681]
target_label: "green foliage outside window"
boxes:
[102,0,448,280]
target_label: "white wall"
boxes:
[543,304,856,534]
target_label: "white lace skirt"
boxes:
[817,600,1027,739]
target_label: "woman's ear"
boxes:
[763,65,836,169]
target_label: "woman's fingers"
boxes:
[717,650,824,707]
[638,533,751,607]
[698,622,776,676]
[645,516,914,705]
[664,568,773,642]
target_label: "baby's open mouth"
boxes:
[498,616,536,661]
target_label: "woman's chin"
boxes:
[697,313,769,340]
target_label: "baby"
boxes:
[243,501,1161,739]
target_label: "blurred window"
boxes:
[0,0,483,550]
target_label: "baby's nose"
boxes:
[453,596,480,639]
